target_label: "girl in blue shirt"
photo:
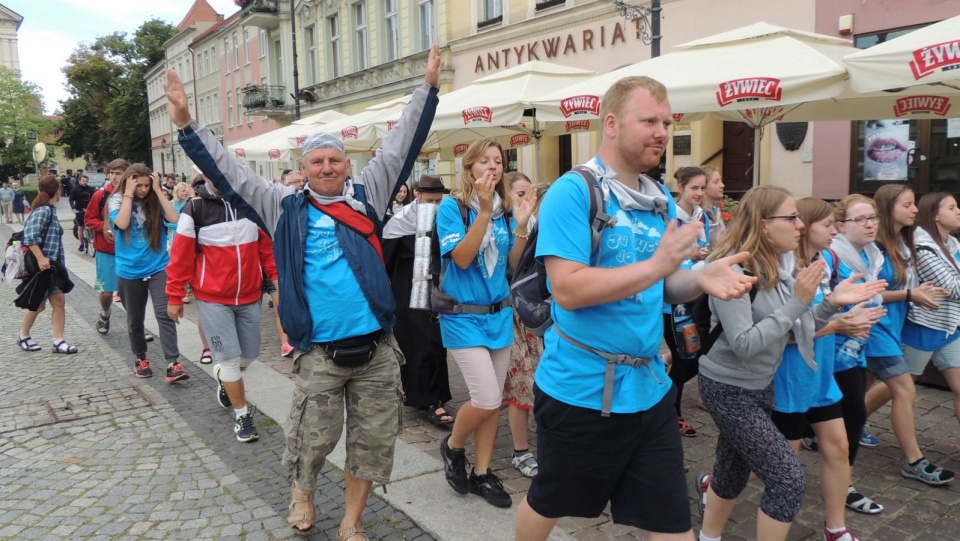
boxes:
[437,138,535,509]
[109,164,183,381]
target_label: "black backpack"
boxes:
[689,270,759,357]
[509,166,617,336]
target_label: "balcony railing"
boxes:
[238,0,280,29]
[239,0,278,14]
[241,84,286,111]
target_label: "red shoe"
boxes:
[280,342,295,358]
[823,525,860,541]
[678,416,697,437]
[134,358,153,378]
[165,362,190,383]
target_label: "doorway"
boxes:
[722,121,755,195]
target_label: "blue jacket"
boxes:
[179,83,438,350]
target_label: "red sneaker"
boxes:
[134,358,153,378]
[165,362,190,383]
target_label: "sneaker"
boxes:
[96,314,110,335]
[823,525,860,541]
[469,469,512,508]
[859,428,880,448]
[144,332,154,342]
[78,244,85,252]
[214,364,232,408]
[234,413,259,443]
[512,451,538,477]
[134,358,153,378]
[440,435,469,494]
[679,416,697,437]
[900,457,955,486]
[114,292,121,303]
[845,486,884,515]
[165,362,190,383]
[280,342,295,358]
[801,437,819,452]
[696,473,712,518]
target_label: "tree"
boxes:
[0,66,53,179]
[59,19,177,165]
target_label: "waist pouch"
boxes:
[320,330,383,368]
[431,285,508,315]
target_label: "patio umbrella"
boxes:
[844,14,960,93]
[227,110,347,162]
[531,22,856,185]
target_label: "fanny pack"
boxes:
[430,285,508,315]
[319,330,384,368]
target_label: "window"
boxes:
[418,0,435,51]
[204,50,210,75]
[482,0,501,21]
[233,33,240,70]
[243,28,251,65]
[227,92,233,128]
[354,2,367,70]
[224,38,231,71]
[305,25,318,85]
[384,0,399,61]
[259,30,268,58]
[329,13,341,78]
[237,87,243,125]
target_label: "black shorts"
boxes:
[527,385,692,534]
[771,402,844,441]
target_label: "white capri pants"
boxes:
[450,346,512,410]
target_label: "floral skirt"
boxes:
[502,312,543,409]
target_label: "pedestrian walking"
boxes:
[11,181,25,223]
[85,160,129,335]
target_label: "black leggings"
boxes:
[664,313,699,416]
[834,366,867,466]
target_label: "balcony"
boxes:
[242,84,288,119]
[238,0,280,29]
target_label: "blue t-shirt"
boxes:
[865,255,907,357]
[534,162,675,414]
[825,250,869,372]
[436,197,514,349]
[302,205,380,342]
[774,288,843,413]
[110,205,170,280]
[901,319,960,352]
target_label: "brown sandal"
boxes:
[287,483,316,536]
[338,524,369,541]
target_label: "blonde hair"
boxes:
[711,185,793,290]
[796,198,836,267]
[172,182,193,206]
[599,76,668,121]
[452,138,512,212]
[835,194,876,223]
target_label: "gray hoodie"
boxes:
[699,265,839,390]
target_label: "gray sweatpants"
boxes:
[117,271,179,362]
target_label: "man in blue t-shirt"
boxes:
[516,76,754,541]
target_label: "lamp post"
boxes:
[612,0,661,57]
[160,138,167,175]
[290,0,301,120]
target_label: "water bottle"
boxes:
[672,303,700,361]
[837,301,877,366]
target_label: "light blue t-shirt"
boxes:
[302,205,380,343]
[109,205,170,280]
[436,197,514,349]
[825,250,869,372]
[901,319,960,352]
[534,161,675,414]
[865,255,907,357]
[774,287,843,413]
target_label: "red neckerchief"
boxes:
[305,193,384,264]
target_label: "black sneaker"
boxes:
[134,358,153,378]
[214,364,232,408]
[440,435,468,494]
[469,469,512,508]
[234,413,259,442]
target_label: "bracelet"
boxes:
[906,289,912,303]
[513,229,530,239]
[123,194,134,199]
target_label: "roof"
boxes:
[177,0,221,32]
[0,3,23,30]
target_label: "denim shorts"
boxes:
[903,340,960,375]
[866,355,912,381]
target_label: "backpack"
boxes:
[688,270,758,357]
[428,200,511,314]
[510,166,615,336]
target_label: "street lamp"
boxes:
[160,138,167,175]
[612,0,662,57]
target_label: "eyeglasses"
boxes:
[840,215,880,226]
[765,213,801,224]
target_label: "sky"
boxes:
[9,0,240,114]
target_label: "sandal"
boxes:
[425,405,454,428]
[845,486,884,515]
[512,450,539,477]
[338,524,369,541]
[901,457,955,486]
[52,340,79,354]
[199,348,213,365]
[18,336,41,351]
[287,483,316,536]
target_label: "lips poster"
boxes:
[864,120,910,181]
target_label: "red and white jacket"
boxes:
[166,189,278,306]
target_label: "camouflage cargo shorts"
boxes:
[282,332,405,488]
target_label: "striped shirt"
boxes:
[907,229,960,334]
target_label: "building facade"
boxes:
[0,3,20,72]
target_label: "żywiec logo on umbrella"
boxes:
[454,144,469,157]
[909,39,960,80]
[744,106,786,122]
[342,126,359,139]
[387,120,398,131]
[559,95,601,118]
[235,148,246,159]
[510,134,532,148]
[893,95,953,117]
[462,106,493,124]
[716,77,783,107]
[672,114,686,122]
[268,149,281,160]
[296,135,308,146]
[565,120,591,132]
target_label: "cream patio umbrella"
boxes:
[844,14,960,93]
[227,110,347,162]
[531,22,857,185]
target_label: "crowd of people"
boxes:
[8,40,960,541]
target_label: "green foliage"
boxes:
[21,185,38,205]
[58,19,177,164]
[0,67,54,176]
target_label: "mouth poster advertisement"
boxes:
[864,120,910,181]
